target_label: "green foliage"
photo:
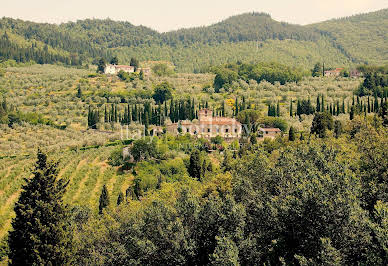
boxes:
[97,58,106,73]
[117,191,124,206]
[130,137,160,162]
[356,70,388,97]
[259,116,288,131]
[117,70,138,81]
[8,150,72,265]
[311,112,334,138]
[213,62,305,90]
[188,150,202,180]
[213,68,239,91]
[152,82,173,104]
[334,120,342,138]
[108,147,125,166]
[130,57,139,70]
[312,62,322,77]
[152,63,174,76]
[233,143,374,265]
[236,109,261,125]
[297,98,315,116]
[1,10,387,70]
[0,68,5,77]
[110,56,119,65]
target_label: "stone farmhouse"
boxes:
[167,109,242,141]
[258,127,282,139]
[324,68,344,77]
[104,64,152,76]
[166,109,282,141]
[104,64,134,75]
[350,69,362,78]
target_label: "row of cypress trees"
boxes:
[288,94,387,117]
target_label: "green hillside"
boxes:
[310,9,388,65]
[0,9,387,71]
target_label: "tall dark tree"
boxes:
[334,120,342,139]
[117,191,124,206]
[99,184,109,214]
[77,85,82,98]
[312,62,322,77]
[110,56,119,65]
[188,150,202,180]
[8,150,72,265]
[311,112,334,138]
[153,82,173,104]
[288,126,296,141]
[130,57,140,71]
[97,58,106,73]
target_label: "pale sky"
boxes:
[1,0,387,32]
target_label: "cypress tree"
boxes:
[321,95,325,112]
[276,101,280,117]
[188,150,202,180]
[290,100,293,117]
[374,93,379,112]
[288,126,296,141]
[342,99,345,114]
[117,191,124,206]
[8,150,72,265]
[242,96,246,111]
[164,101,168,117]
[235,97,239,116]
[350,106,355,120]
[104,105,108,122]
[367,97,371,113]
[77,86,82,98]
[336,101,340,116]
[99,184,109,214]
[144,115,149,136]
[114,104,118,122]
[316,95,320,112]
[297,99,301,116]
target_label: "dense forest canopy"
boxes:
[0,8,387,71]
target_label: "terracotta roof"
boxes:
[260,128,281,132]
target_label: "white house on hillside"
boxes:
[104,64,135,75]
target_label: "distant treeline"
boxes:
[0,9,386,70]
[0,33,83,65]
[210,62,305,91]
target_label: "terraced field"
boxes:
[0,146,133,243]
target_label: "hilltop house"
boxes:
[350,69,362,78]
[104,64,135,75]
[324,68,344,77]
[258,127,282,139]
[104,64,151,76]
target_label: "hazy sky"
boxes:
[1,0,387,32]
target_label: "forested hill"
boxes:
[161,13,321,45]
[0,9,387,71]
[309,8,388,66]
